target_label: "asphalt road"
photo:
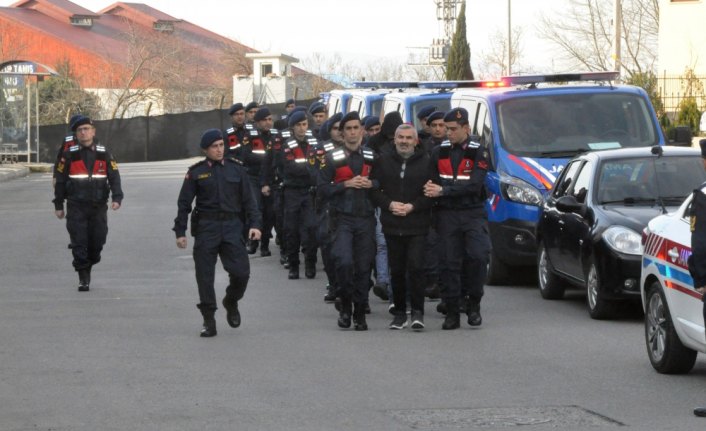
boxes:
[1,159,705,431]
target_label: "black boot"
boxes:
[305,260,316,279]
[198,306,217,337]
[442,299,460,330]
[222,297,241,328]
[324,284,337,303]
[466,297,482,327]
[260,241,271,257]
[78,269,90,292]
[288,265,300,280]
[436,300,447,315]
[247,240,259,255]
[338,298,352,328]
[353,303,368,331]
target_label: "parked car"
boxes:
[536,146,706,319]
[641,192,706,373]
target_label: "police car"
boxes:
[641,192,706,373]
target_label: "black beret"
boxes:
[254,107,271,122]
[200,128,223,149]
[70,115,92,132]
[416,105,437,120]
[288,110,308,128]
[364,116,381,130]
[327,112,343,132]
[444,107,469,123]
[228,103,244,115]
[426,111,445,126]
[245,101,259,112]
[285,98,295,106]
[309,102,325,115]
[700,139,706,158]
[291,105,308,114]
[339,111,361,129]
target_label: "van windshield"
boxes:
[497,93,659,158]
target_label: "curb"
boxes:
[0,164,32,183]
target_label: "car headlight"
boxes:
[500,175,543,206]
[603,226,643,255]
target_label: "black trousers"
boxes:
[386,234,426,314]
[65,201,108,271]
[436,209,491,302]
[273,185,284,245]
[317,207,337,288]
[331,214,375,304]
[423,226,441,283]
[248,175,275,243]
[193,218,250,310]
[283,187,317,266]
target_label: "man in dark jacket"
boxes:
[371,124,432,330]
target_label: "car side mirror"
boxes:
[556,195,586,216]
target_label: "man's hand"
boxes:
[344,176,372,189]
[249,229,262,241]
[262,185,271,196]
[176,237,187,249]
[424,180,442,198]
[389,201,413,216]
[55,210,65,219]
[696,286,706,294]
[111,202,121,211]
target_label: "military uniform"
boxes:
[262,129,288,264]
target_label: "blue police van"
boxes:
[379,87,452,130]
[442,72,665,284]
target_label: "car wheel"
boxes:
[486,247,510,286]
[537,242,564,299]
[644,282,697,374]
[585,261,618,320]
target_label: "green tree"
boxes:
[38,59,101,125]
[446,1,474,80]
[625,71,666,122]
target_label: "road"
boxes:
[1,159,705,431]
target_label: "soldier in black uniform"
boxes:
[688,139,706,417]
[281,110,320,280]
[424,107,490,330]
[416,105,437,144]
[318,111,377,331]
[53,114,83,181]
[309,102,327,140]
[173,129,262,337]
[53,115,123,292]
[252,107,279,256]
[244,101,259,124]
[274,98,295,131]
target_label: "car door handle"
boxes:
[668,249,679,260]
[558,220,565,225]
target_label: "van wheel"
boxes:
[645,282,697,374]
[486,248,510,285]
[537,242,564,299]
[585,261,618,320]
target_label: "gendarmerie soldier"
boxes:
[252,107,279,257]
[309,102,327,140]
[688,139,706,417]
[416,105,437,145]
[274,98,295,131]
[318,111,377,331]
[53,114,83,182]
[53,115,123,292]
[244,101,259,124]
[174,129,262,337]
[424,107,490,330]
[225,103,253,158]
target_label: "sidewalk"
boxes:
[0,163,52,183]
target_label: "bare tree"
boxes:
[477,26,527,78]
[537,0,658,78]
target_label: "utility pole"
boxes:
[614,0,622,74]
[507,0,512,75]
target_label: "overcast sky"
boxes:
[1,0,568,74]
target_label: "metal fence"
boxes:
[657,73,706,115]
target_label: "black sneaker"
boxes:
[410,311,424,331]
[389,314,407,330]
[372,283,389,301]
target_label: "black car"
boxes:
[536,146,706,319]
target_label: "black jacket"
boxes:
[371,147,432,236]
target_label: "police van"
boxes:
[440,72,665,283]
[345,87,391,119]
[326,89,352,117]
[380,87,453,130]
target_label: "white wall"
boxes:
[658,0,706,75]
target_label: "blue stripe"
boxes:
[643,257,694,287]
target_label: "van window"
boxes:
[496,93,659,158]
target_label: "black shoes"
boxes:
[338,299,352,328]
[78,268,91,292]
[247,240,259,255]
[372,283,389,301]
[694,407,706,417]
[200,318,217,337]
[436,301,447,315]
[424,283,440,299]
[288,267,299,280]
[410,311,424,331]
[353,306,368,331]
[389,313,407,330]
[222,297,241,328]
[305,262,316,279]
[442,312,460,330]
[466,298,482,327]
[324,285,337,303]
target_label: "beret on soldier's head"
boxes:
[228,103,244,115]
[254,107,271,122]
[364,116,381,130]
[309,102,326,115]
[245,101,259,112]
[70,115,92,132]
[200,128,223,149]
[426,111,445,126]
[444,107,469,124]
[327,112,343,132]
[291,105,308,114]
[285,98,295,106]
[700,139,706,158]
[339,111,361,129]
[417,105,437,120]
[288,110,308,128]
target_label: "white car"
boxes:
[641,195,706,373]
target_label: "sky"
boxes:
[1,0,567,75]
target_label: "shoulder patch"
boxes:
[69,145,80,152]
[226,127,235,134]
[96,145,106,152]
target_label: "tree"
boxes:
[537,0,658,79]
[446,0,474,80]
[477,27,527,79]
[38,59,102,125]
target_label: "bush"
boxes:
[676,96,701,135]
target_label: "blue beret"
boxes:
[700,139,706,158]
[309,102,325,115]
[291,105,308,114]
[200,128,223,149]
[416,105,437,120]
[70,115,92,132]
[340,111,361,129]
[245,101,259,112]
[254,107,271,122]
[228,103,244,115]
[426,111,445,126]
[327,112,343,132]
[285,98,295,106]
[444,107,469,123]
[364,116,380,130]
[288,110,308,128]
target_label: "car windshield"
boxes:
[596,156,706,205]
[497,92,659,158]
